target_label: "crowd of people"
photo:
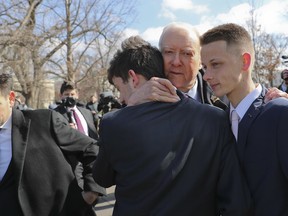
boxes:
[1,21,288,216]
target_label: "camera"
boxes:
[97,91,122,114]
[61,97,77,108]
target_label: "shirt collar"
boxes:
[186,80,201,101]
[230,84,262,121]
[281,83,287,92]
[0,114,12,130]
[67,105,77,111]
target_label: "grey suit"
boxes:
[54,104,104,208]
[54,105,98,139]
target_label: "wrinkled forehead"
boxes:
[160,27,200,50]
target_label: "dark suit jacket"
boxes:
[236,86,288,216]
[93,92,251,216]
[7,108,105,216]
[54,105,103,199]
[54,105,98,139]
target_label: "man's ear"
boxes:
[9,91,16,107]
[128,70,140,88]
[242,53,251,71]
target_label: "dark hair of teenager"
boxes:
[108,35,165,84]
[60,81,77,94]
[0,73,13,96]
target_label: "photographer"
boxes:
[97,91,122,115]
[278,69,288,93]
[54,81,105,216]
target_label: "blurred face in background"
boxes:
[91,95,98,103]
[61,89,79,100]
[282,70,288,86]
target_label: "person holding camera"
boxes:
[97,91,122,116]
[54,81,99,138]
[54,81,105,216]
[278,69,288,93]
[86,95,100,129]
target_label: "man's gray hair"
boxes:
[158,22,200,50]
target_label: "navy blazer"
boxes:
[235,86,288,216]
[93,92,251,216]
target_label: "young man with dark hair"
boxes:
[55,81,98,137]
[54,81,105,215]
[93,36,251,216]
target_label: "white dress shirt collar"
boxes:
[230,84,262,122]
[281,83,287,92]
[186,80,201,102]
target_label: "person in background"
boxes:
[54,81,98,141]
[14,94,32,110]
[86,95,99,129]
[93,35,252,216]
[200,23,288,216]
[97,91,122,116]
[0,73,103,216]
[127,22,228,109]
[54,81,105,215]
[278,69,288,93]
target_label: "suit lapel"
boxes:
[11,109,30,187]
[236,85,266,165]
[196,70,205,103]
[56,106,69,122]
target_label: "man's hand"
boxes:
[82,191,99,205]
[127,77,180,106]
[265,87,288,103]
[69,123,77,129]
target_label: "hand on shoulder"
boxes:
[127,77,180,105]
[265,87,288,103]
